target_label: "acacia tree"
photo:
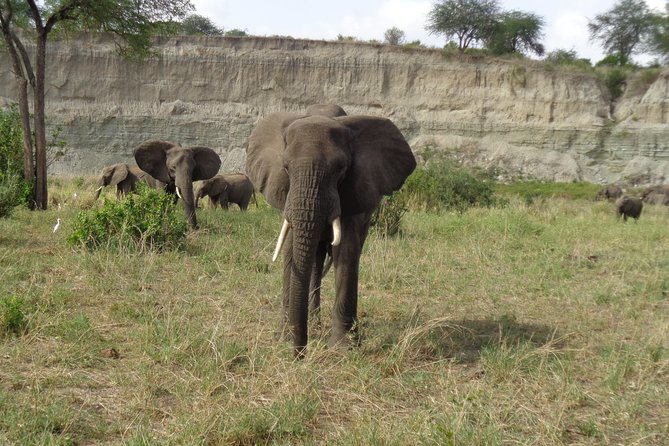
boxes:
[486,10,545,57]
[588,0,654,65]
[0,0,193,210]
[384,26,406,45]
[426,0,499,52]
[180,13,222,36]
[647,3,669,63]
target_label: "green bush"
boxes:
[67,184,188,252]
[401,160,499,213]
[0,105,31,217]
[1,295,29,336]
[371,192,408,237]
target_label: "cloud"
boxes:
[545,12,602,61]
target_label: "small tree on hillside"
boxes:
[180,14,222,36]
[384,27,406,45]
[588,0,654,65]
[426,0,500,52]
[486,10,545,57]
[647,4,669,63]
[0,0,194,210]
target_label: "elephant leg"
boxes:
[308,241,328,327]
[278,230,294,341]
[329,212,372,348]
[208,195,217,208]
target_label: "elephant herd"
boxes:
[94,104,417,356]
[595,183,669,222]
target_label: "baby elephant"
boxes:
[95,163,163,199]
[615,196,643,222]
[195,173,255,210]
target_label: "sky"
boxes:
[190,0,668,64]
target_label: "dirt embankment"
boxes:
[1,33,668,184]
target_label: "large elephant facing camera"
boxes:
[94,163,163,200]
[134,140,221,228]
[246,109,416,357]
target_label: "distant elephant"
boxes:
[195,173,255,210]
[306,104,347,118]
[644,191,669,205]
[616,196,643,221]
[94,163,163,199]
[595,184,623,201]
[134,140,221,229]
[246,110,416,357]
[642,185,669,202]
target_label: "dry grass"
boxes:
[1,179,668,445]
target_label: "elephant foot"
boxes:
[328,327,360,350]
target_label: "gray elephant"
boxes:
[195,173,255,210]
[305,104,347,118]
[615,196,643,221]
[595,184,623,201]
[642,185,669,203]
[94,163,163,199]
[246,111,416,357]
[644,190,669,205]
[134,140,221,229]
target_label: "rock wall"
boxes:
[1,33,668,184]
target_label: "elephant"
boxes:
[195,173,256,210]
[94,163,163,199]
[305,104,347,118]
[134,140,221,229]
[595,184,623,201]
[615,196,643,221]
[644,190,669,206]
[642,185,669,202]
[246,111,416,357]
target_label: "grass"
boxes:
[0,178,668,444]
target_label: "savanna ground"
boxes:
[1,177,668,445]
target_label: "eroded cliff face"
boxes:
[1,33,667,184]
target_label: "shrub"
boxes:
[67,184,188,252]
[401,160,499,213]
[1,295,29,336]
[371,192,408,237]
[0,105,31,217]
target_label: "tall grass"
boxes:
[0,178,667,444]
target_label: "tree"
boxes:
[426,0,499,52]
[0,0,194,210]
[486,10,545,57]
[384,26,406,45]
[224,28,247,37]
[180,13,222,36]
[647,4,669,63]
[588,0,654,66]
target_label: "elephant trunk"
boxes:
[94,178,106,200]
[176,176,197,229]
[283,165,335,357]
[289,216,323,357]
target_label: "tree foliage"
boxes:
[384,26,406,45]
[587,0,654,65]
[180,13,222,36]
[647,4,669,63]
[486,10,545,57]
[426,0,500,52]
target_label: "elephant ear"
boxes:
[189,146,221,181]
[337,116,416,216]
[108,164,129,186]
[246,112,304,209]
[133,140,178,184]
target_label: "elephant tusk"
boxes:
[176,187,182,199]
[272,219,291,262]
[331,217,341,246]
[95,186,103,192]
